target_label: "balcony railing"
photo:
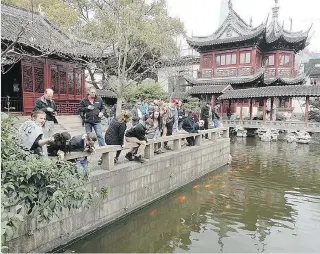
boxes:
[1,97,23,112]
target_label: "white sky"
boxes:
[166,0,320,53]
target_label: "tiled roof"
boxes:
[264,74,306,85]
[218,85,320,100]
[186,6,265,48]
[171,92,190,100]
[186,2,310,51]
[1,4,112,58]
[184,68,265,86]
[265,5,310,52]
[188,84,232,95]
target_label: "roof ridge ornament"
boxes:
[228,0,232,10]
[272,0,279,19]
[250,17,253,27]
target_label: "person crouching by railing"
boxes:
[105,111,132,164]
[125,118,154,163]
[17,111,54,156]
[182,111,199,146]
[47,132,71,159]
[67,132,97,173]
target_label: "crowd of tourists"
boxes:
[17,87,221,172]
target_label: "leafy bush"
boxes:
[183,96,201,115]
[309,98,320,122]
[1,114,97,247]
[124,83,168,107]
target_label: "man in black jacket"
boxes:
[78,87,106,147]
[33,88,58,139]
[125,118,153,163]
[201,102,210,138]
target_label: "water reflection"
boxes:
[63,138,320,253]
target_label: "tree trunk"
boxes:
[87,69,99,89]
[116,97,123,117]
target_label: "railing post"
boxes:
[144,143,154,159]
[173,138,181,151]
[211,131,218,141]
[195,134,202,146]
[223,128,229,138]
[101,151,115,170]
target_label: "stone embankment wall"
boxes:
[5,137,230,253]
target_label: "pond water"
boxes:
[62,138,320,253]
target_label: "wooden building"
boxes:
[1,4,109,115]
[184,0,311,118]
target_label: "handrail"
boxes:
[64,127,229,170]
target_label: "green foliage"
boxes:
[183,96,201,115]
[1,0,78,30]
[1,114,97,246]
[124,82,168,106]
[101,186,109,199]
[309,98,320,122]
[80,0,185,115]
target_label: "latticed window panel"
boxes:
[75,72,82,95]
[68,72,74,95]
[51,69,58,93]
[60,71,67,94]
[22,65,33,92]
[56,101,80,114]
[34,67,44,93]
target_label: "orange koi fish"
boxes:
[149,209,158,216]
[220,194,230,198]
[193,185,199,189]
[176,196,187,202]
[204,184,211,188]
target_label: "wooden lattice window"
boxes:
[60,71,67,94]
[34,67,44,93]
[68,72,74,95]
[202,55,213,68]
[75,72,82,95]
[51,69,58,93]
[22,65,33,92]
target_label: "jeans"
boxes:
[213,119,220,128]
[76,158,89,174]
[84,122,105,146]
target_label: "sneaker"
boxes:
[98,158,102,165]
[154,150,162,154]
[125,153,134,161]
[134,155,146,163]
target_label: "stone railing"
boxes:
[64,127,229,170]
[222,120,320,131]
[4,127,230,253]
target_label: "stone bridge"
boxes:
[222,120,320,133]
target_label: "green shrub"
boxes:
[1,114,97,247]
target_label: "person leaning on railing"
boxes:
[105,111,132,164]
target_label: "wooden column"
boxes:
[249,98,253,120]
[305,96,310,127]
[220,100,223,117]
[240,102,243,120]
[270,97,274,121]
[211,95,215,110]
[263,98,267,122]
